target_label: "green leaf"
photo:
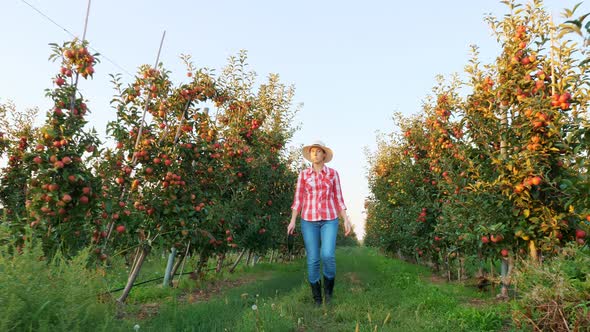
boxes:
[560,179,573,190]
[105,200,113,213]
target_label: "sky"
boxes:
[1,0,588,240]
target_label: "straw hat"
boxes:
[302,140,333,163]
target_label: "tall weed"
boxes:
[511,244,590,331]
[0,238,114,331]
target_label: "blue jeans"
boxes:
[301,218,338,283]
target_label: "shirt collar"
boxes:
[306,165,328,175]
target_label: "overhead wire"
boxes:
[21,0,135,77]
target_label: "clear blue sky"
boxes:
[1,0,587,239]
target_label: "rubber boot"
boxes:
[310,281,322,306]
[323,276,335,304]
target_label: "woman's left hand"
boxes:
[343,216,352,236]
[344,222,352,236]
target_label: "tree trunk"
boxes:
[229,248,247,273]
[215,252,225,273]
[476,250,484,278]
[127,247,140,270]
[459,255,466,280]
[117,246,150,303]
[446,254,452,281]
[195,251,209,278]
[499,257,514,299]
[246,249,253,266]
[169,253,185,285]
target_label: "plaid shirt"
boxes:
[291,165,347,221]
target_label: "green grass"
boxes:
[0,242,513,331]
[111,247,512,332]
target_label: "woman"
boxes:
[288,140,352,306]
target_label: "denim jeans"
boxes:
[301,218,338,283]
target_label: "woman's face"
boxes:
[309,147,325,163]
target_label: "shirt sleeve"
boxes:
[291,171,305,212]
[332,170,347,212]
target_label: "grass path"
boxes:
[117,247,510,332]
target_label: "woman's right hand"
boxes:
[287,221,296,235]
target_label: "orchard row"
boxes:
[365,2,590,269]
[0,41,302,302]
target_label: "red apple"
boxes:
[530,176,542,186]
[491,234,503,243]
[576,229,586,239]
[116,225,126,233]
[481,236,490,244]
[500,249,509,257]
[54,77,65,86]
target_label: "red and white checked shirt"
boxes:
[291,165,347,221]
